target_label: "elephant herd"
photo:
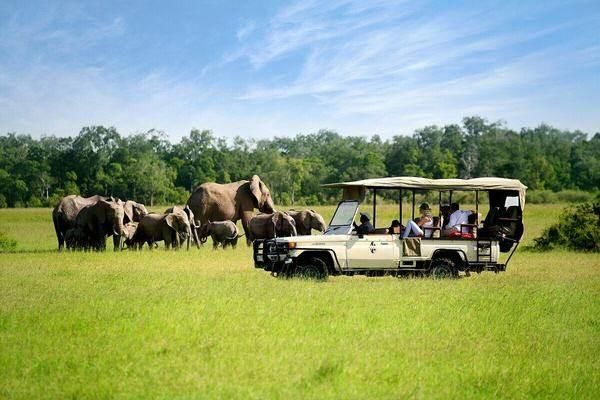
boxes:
[52,175,327,251]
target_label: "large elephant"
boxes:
[52,195,113,250]
[131,212,191,250]
[75,199,127,251]
[248,212,297,241]
[164,205,200,249]
[287,210,327,235]
[186,175,275,245]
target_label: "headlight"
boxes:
[287,241,297,249]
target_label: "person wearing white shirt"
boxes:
[443,202,472,236]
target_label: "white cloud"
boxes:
[236,20,256,41]
[0,0,598,139]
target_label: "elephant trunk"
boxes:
[113,214,126,250]
[290,224,297,237]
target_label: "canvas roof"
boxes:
[323,176,527,207]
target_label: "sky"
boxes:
[0,0,599,140]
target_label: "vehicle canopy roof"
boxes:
[323,176,527,208]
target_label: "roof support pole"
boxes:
[475,191,479,222]
[411,190,416,220]
[399,189,403,223]
[438,191,442,219]
[373,189,377,228]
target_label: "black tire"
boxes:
[294,256,329,280]
[429,257,458,279]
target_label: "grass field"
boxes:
[0,204,599,399]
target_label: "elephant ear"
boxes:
[123,201,134,224]
[249,175,263,208]
[165,214,177,231]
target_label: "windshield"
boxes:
[325,201,359,235]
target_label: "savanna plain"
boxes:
[0,204,598,399]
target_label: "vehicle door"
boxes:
[346,234,399,269]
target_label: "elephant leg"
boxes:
[192,227,201,249]
[241,216,252,246]
[113,234,121,251]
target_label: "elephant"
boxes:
[52,194,113,250]
[198,221,243,249]
[248,211,297,241]
[286,210,327,235]
[164,205,200,250]
[123,200,148,224]
[130,212,191,250]
[186,175,275,245]
[75,199,127,251]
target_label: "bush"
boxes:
[528,190,595,204]
[528,190,556,204]
[27,196,43,208]
[555,190,594,203]
[0,194,7,208]
[165,187,190,205]
[534,202,600,252]
[0,231,17,252]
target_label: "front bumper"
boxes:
[253,239,294,272]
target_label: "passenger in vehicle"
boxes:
[402,203,434,238]
[353,212,375,234]
[388,220,403,234]
[442,202,472,236]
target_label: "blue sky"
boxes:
[1,0,599,140]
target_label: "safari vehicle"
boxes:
[253,177,526,279]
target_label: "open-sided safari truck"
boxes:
[253,177,526,279]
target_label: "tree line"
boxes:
[0,116,598,208]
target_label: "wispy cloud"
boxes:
[0,1,598,138]
[236,20,256,41]
[223,1,600,133]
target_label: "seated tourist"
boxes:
[442,202,472,236]
[403,203,434,238]
[388,220,403,234]
[353,212,375,234]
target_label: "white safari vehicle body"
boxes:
[253,177,526,278]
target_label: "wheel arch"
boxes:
[295,250,339,275]
[431,249,468,271]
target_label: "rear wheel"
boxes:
[295,256,329,280]
[429,257,458,279]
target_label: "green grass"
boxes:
[0,205,599,399]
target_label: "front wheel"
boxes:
[294,257,329,280]
[429,257,458,279]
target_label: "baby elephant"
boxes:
[286,209,327,235]
[64,227,89,250]
[198,221,242,249]
[248,211,297,241]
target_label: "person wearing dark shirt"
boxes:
[353,212,375,234]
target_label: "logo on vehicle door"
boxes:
[369,241,376,254]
